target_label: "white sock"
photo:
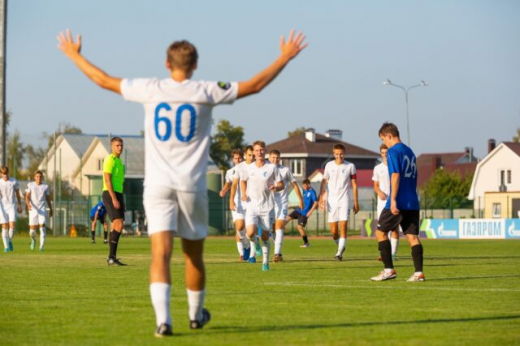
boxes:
[150,282,171,327]
[1,229,8,248]
[262,239,270,264]
[274,229,283,255]
[40,227,46,249]
[390,236,399,255]
[30,229,36,240]
[334,238,339,245]
[187,289,205,321]
[236,241,244,256]
[246,236,255,258]
[336,237,346,256]
[8,228,14,240]
[241,230,250,249]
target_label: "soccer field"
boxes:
[1,237,519,346]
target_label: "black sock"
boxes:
[303,236,308,244]
[104,231,108,240]
[378,240,393,269]
[109,230,121,258]
[411,244,424,272]
[91,231,95,241]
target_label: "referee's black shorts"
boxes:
[377,208,419,235]
[102,191,126,221]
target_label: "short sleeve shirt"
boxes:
[386,143,419,210]
[298,187,318,215]
[27,182,50,211]
[242,162,282,213]
[90,202,106,218]
[0,178,19,207]
[121,78,238,192]
[274,165,296,204]
[372,162,390,209]
[103,154,125,193]
[225,165,241,207]
[323,160,357,206]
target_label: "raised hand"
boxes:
[57,29,82,57]
[280,29,308,60]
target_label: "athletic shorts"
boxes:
[231,202,245,222]
[90,215,106,224]
[102,191,126,221]
[144,186,208,240]
[0,205,7,224]
[29,209,47,226]
[245,207,274,232]
[274,201,289,221]
[327,202,350,223]
[1,204,16,223]
[288,210,308,227]
[377,208,419,235]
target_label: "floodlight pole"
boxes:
[383,79,428,146]
[0,0,7,166]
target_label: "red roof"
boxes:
[504,142,520,156]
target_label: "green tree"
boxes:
[25,144,46,177]
[287,127,306,137]
[210,120,246,171]
[6,130,26,179]
[513,128,520,143]
[421,169,473,209]
[44,122,83,150]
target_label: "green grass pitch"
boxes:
[1,236,519,345]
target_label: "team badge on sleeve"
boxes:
[217,81,231,90]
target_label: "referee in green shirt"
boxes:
[102,137,127,266]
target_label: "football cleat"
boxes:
[254,240,262,257]
[407,273,425,282]
[91,240,96,244]
[30,240,35,250]
[243,247,250,261]
[155,323,173,337]
[392,254,398,261]
[262,263,270,271]
[273,254,283,262]
[300,243,310,248]
[39,247,44,252]
[3,247,9,253]
[248,257,256,264]
[190,308,211,329]
[377,256,382,261]
[9,241,13,251]
[334,255,342,261]
[107,257,127,266]
[103,239,108,244]
[371,269,397,281]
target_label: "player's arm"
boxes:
[240,180,248,201]
[237,30,307,99]
[57,29,122,94]
[229,178,239,210]
[390,173,400,215]
[45,194,53,217]
[270,181,284,192]
[91,210,99,229]
[15,188,22,213]
[104,172,121,209]
[352,178,359,214]
[292,182,304,210]
[25,191,32,211]
[319,178,327,207]
[219,181,231,198]
[373,181,387,200]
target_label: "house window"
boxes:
[291,159,303,177]
[507,170,512,184]
[500,170,505,185]
[492,203,501,218]
[98,158,104,171]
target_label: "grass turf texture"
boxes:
[1,237,519,346]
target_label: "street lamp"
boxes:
[383,79,428,146]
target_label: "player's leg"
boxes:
[38,213,47,251]
[259,213,272,270]
[103,191,126,265]
[90,217,96,244]
[371,209,399,281]
[273,218,285,262]
[1,224,8,252]
[335,219,348,259]
[28,211,38,250]
[8,218,16,251]
[390,228,400,260]
[245,209,260,263]
[103,220,108,244]
[402,210,424,282]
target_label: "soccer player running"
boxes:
[102,137,127,266]
[319,144,359,261]
[58,29,307,336]
[241,141,284,271]
[371,122,425,282]
[286,179,318,248]
[0,167,23,252]
[372,144,400,260]
[25,170,53,251]
[90,201,108,244]
[269,149,303,262]
[219,148,251,261]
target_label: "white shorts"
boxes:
[245,207,274,232]
[231,208,245,222]
[144,186,208,240]
[3,204,17,223]
[327,203,350,223]
[0,205,7,224]
[274,201,289,221]
[29,209,47,226]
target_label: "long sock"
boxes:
[236,241,244,256]
[91,231,96,241]
[274,229,283,255]
[262,239,270,264]
[333,238,339,245]
[187,289,205,321]
[390,235,399,255]
[150,282,172,327]
[39,227,46,250]
[30,229,36,241]
[104,231,108,241]
[378,240,393,269]
[302,235,309,244]
[109,230,121,258]
[246,235,255,258]
[9,228,14,240]
[1,229,8,248]
[240,230,250,249]
[411,244,424,272]
[336,237,346,256]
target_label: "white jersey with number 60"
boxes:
[121,78,238,192]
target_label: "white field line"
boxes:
[264,281,520,292]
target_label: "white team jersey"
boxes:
[372,162,390,210]
[121,78,238,192]
[225,165,241,206]
[242,162,282,213]
[323,160,357,206]
[274,165,296,204]
[0,178,19,207]
[26,182,50,211]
